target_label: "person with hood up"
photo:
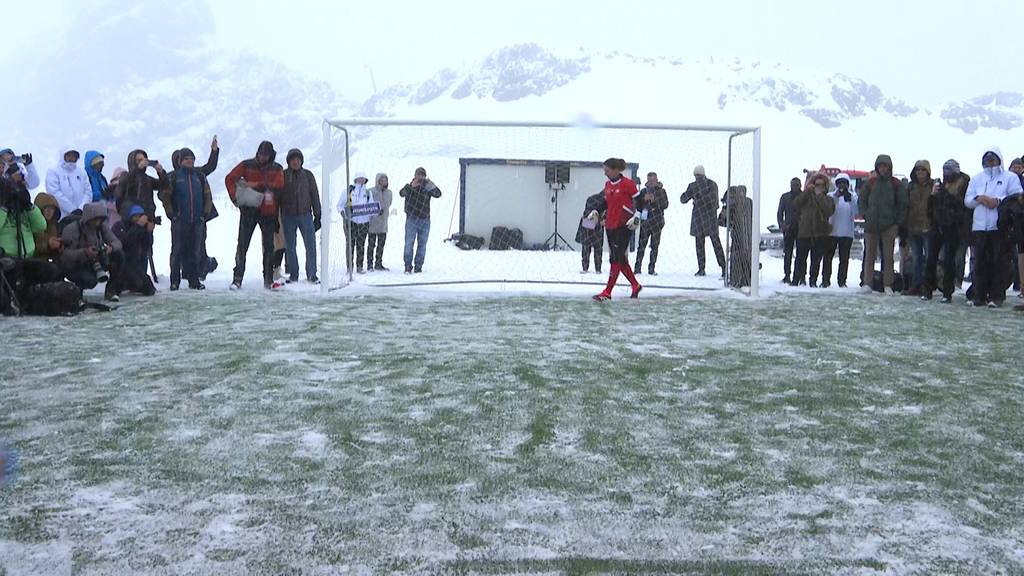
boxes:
[721,185,753,288]
[32,192,63,262]
[160,148,213,290]
[792,172,836,288]
[0,148,39,190]
[225,141,285,290]
[859,154,908,295]
[367,173,392,272]
[84,151,109,203]
[822,173,857,288]
[576,190,606,274]
[281,148,322,283]
[777,177,802,284]
[114,150,169,220]
[903,160,934,296]
[399,167,442,274]
[60,201,124,301]
[680,165,725,277]
[111,204,157,296]
[45,147,91,216]
[338,172,379,274]
[922,159,969,303]
[965,146,1023,307]
[634,172,670,276]
[0,175,46,259]
[171,137,220,282]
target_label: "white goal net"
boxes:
[320,120,761,296]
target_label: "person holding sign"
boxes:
[338,172,381,274]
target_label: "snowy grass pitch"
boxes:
[2,291,1024,574]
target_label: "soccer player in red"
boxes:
[589,158,642,301]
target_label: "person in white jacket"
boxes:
[964,146,1024,307]
[0,149,39,190]
[45,147,91,216]
[337,171,379,274]
[823,173,858,288]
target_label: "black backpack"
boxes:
[490,226,524,250]
[57,210,84,235]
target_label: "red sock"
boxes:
[603,263,621,294]
[621,264,640,289]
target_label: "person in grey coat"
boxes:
[680,165,725,276]
[367,173,393,271]
[280,148,322,283]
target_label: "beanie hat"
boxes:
[694,165,706,176]
[127,205,145,218]
[942,159,961,174]
[415,167,427,177]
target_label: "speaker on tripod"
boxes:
[544,162,573,251]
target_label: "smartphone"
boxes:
[147,159,159,168]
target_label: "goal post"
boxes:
[321,119,762,296]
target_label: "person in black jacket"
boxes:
[922,164,968,302]
[634,172,670,275]
[777,177,801,283]
[680,165,725,277]
[399,167,442,274]
[576,191,605,273]
[111,204,156,296]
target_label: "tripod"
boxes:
[544,183,574,251]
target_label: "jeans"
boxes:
[908,233,929,289]
[283,214,317,280]
[233,207,277,286]
[823,236,853,286]
[170,219,204,284]
[404,217,431,269]
[636,224,663,272]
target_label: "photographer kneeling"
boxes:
[0,175,63,314]
[111,204,156,296]
[60,202,124,302]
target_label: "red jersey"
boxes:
[603,176,640,230]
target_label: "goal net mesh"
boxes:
[320,122,759,295]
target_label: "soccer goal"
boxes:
[320,120,762,296]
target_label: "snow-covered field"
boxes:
[2,288,1024,574]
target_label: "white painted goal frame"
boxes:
[321,119,762,296]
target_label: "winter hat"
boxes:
[4,163,19,176]
[415,167,427,177]
[942,159,960,175]
[179,148,196,162]
[127,205,145,219]
[693,165,706,176]
[834,173,850,185]
[286,148,304,164]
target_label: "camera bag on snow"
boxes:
[490,226,524,250]
[25,281,112,316]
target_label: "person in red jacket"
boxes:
[225,141,285,290]
[588,158,642,301]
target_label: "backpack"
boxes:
[490,226,523,250]
[57,210,83,235]
[26,281,86,316]
[451,234,485,250]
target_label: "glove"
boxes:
[21,153,32,166]
[314,217,322,232]
[627,215,641,231]
[586,210,600,223]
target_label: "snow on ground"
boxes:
[2,286,1024,574]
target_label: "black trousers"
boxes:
[170,219,204,284]
[636,224,663,271]
[695,233,726,273]
[366,233,387,267]
[65,250,126,297]
[782,228,798,278]
[971,231,1010,304]
[607,227,631,266]
[795,237,829,286]
[581,241,603,272]
[346,222,371,269]
[233,208,276,285]
[822,237,853,286]
[925,229,959,299]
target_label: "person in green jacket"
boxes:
[859,154,908,294]
[0,173,46,259]
[904,160,933,296]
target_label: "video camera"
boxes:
[0,180,31,213]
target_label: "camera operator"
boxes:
[111,205,156,296]
[115,150,169,220]
[60,202,125,302]
[0,149,39,190]
[0,176,62,312]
